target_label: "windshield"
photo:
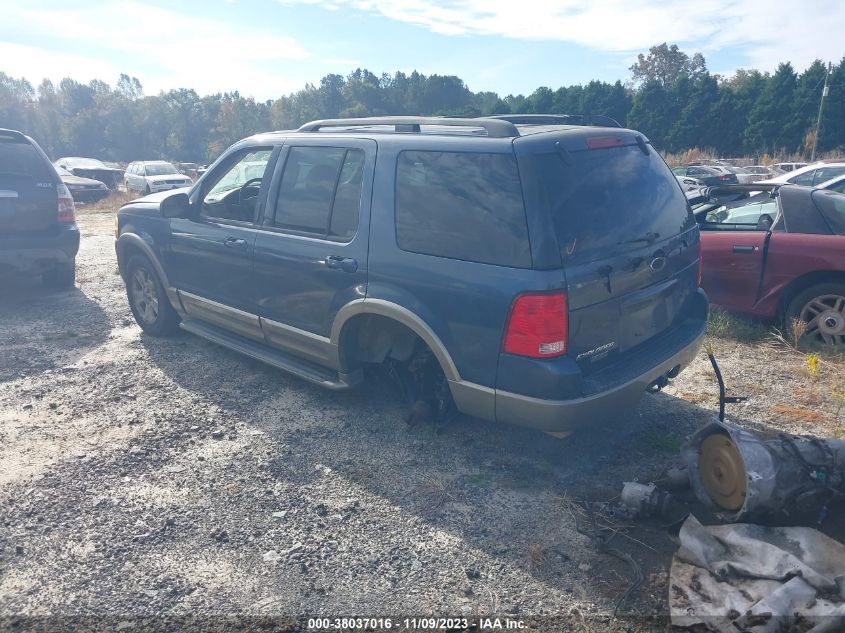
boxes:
[519,144,695,264]
[145,163,179,176]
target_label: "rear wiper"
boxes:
[619,231,660,245]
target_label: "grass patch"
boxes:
[707,308,767,342]
[771,403,826,424]
[464,472,493,487]
[75,191,133,214]
[642,428,683,454]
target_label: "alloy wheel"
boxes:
[800,293,845,347]
[131,267,160,325]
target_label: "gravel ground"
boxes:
[1,210,843,632]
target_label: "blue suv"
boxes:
[115,116,707,434]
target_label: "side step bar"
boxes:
[180,319,358,391]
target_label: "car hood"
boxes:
[61,174,107,187]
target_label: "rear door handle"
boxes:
[224,237,248,250]
[325,255,358,273]
[732,245,758,253]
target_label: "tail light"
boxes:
[718,174,732,181]
[503,292,568,358]
[57,183,76,223]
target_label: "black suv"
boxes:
[0,129,79,287]
[115,116,707,434]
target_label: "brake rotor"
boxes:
[698,433,747,511]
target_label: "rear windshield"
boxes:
[519,145,695,264]
[0,139,54,181]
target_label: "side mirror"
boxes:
[160,192,192,219]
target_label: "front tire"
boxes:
[785,282,845,348]
[126,254,180,336]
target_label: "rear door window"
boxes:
[271,146,364,241]
[394,150,531,267]
[518,144,695,264]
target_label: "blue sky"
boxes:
[1,0,844,101]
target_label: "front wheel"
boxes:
[785,282,845,348]
[126,254,180,336]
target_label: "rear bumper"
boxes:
[0,225,80,274]
[451,289,708,433]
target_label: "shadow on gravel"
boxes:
[0,274,111,382]
[141,331,721,609]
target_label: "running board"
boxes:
[180,319,358,391]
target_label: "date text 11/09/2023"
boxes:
[306,617,527,630]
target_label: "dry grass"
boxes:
[770,403,826,425]
[75,191,134,214]
[526,542,548,570]
[662,147,845,168]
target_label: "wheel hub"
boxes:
[800,294,845,346]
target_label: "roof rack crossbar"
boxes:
[297,117,519,138]
[486,114,622,128]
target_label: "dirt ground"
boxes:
[1,208,844,631]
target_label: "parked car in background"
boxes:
[124,161,193,195]
[815,174,845,194]
[177,162,200,179]
[672,165,738,186]
[56,166,109,203]
[54,157,123,189]
[692,184,845,347]
[773,162,808,173]
[676,175,706,191]
[115,115,707,435]
[744,165,781,181]
[720,165,756,184]
[757,162,845,187]
[0,128,79,287]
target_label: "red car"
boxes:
[692,185,845,347]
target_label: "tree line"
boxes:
[1,44,843,163]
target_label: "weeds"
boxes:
[707,309,767,342]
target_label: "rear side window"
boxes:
[395,150,531,267]
[518,145,695,264]
[812,190,845,234]
[0,138,54,181]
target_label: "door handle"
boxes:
[732,245,758,253]
[325,255,358,273]
[224,237,247,250]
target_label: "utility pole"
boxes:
[810,62,832,162]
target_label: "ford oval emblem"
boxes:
[649,256,667,271]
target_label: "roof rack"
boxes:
[486,114,622,128]
[296,116,519,138]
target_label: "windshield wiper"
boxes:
[618,231,660,245]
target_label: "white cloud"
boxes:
[2,1,310,98]
[0,42,120,88]
[280,0,845,73]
